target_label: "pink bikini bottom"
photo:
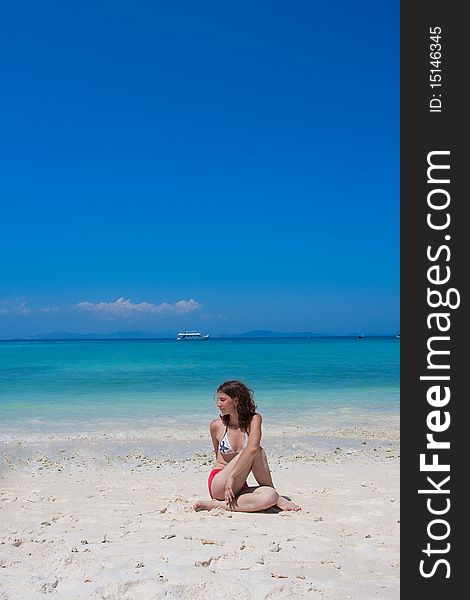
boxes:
[207,468,249,499]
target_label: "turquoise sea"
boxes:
[0,337,399,434]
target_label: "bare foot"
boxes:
[276,496,301,511]
[193,499,218,511]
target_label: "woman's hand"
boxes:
[224,475,236,507]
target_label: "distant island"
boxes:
[1,330,399,341]
[221,330,324,338]
[25,330,324,340]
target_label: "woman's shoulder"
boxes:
[246,412,262,432]
[210,418,224,432]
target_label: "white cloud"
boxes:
[74,297,202,319]
[0,302,32,315]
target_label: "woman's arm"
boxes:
[245,413,262,451]
[209,419,221,457]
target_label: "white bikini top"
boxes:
[219,425,249,454]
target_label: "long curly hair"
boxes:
[217,380,257,430]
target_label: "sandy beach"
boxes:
[0,423,399,600]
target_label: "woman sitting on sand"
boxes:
[193,380,301,513]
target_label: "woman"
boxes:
[193,380,301,512]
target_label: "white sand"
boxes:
[0,426,399,599]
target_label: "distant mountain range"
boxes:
[222,330,324,338]
[17,330,391,340]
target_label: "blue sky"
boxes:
[0,1,399,338]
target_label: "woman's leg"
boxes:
[198,447,300,512]
[210,446,275,500]
[251,447,275,486]
[209,450,256,501]
[251,448,301,511]
[194,486,279,512]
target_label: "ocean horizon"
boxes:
[2,332,399,341]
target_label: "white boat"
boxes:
[176,331,209,341]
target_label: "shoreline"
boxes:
[0,409,399,441]
[1,418,399,471]
[1,419,399,469]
